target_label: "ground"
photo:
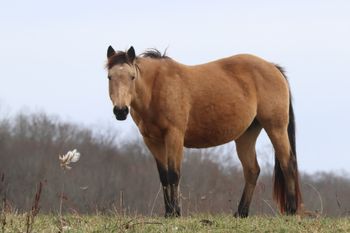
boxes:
[2,214,350,233]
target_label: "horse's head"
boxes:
[106,46,138,121]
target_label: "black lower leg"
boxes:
[163,186,172,215]
[156,162,172,216]
[234,189,250,218]
[285,193,297,215]
[234,170,259,218]
[167,169,181,217]
[237,200,250,217]
[284,160,298,215]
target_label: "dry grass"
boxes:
[1,213,349,233]
[25,181,43,233]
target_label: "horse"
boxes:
[105,45,302,217]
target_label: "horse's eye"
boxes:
[108,76,111,80]
[131,76,135,80]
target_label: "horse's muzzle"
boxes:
[113,106,129,121]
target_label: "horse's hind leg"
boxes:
[234,121,262,217]
[264,125,299,214]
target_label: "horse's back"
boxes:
[182,54,289,148]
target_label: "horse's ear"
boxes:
[127,46,136,63]
[107,45,116,58]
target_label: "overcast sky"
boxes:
[0,1,349,173]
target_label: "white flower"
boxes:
[62,226,71,231]
[59,149,81,170]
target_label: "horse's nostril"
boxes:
[113,106,129,120]
[122,106,129,115]
[113,106,119,115]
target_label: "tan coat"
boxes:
[106,46,301,217]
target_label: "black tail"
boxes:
[273,65,302,213]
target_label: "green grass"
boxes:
[2,214,350,233]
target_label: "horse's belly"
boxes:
[184,127,238,148]
[182,74,257,148]
[184,116,253,148]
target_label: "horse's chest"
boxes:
[138,120,164,141]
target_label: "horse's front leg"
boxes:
[143,137,172,216]
[165,128,184,217]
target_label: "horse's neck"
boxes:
[131,58,159,114]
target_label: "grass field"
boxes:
[2,214,350,233]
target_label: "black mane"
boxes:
[140,48,169,59]
[107,48,169,69]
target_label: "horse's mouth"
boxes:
[113,106,129,121]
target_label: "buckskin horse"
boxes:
[105,45,302,217]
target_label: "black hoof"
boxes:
[164,212,180,218]
[286,203,297,215]
[234,211,248,218]
[285,194,297,215]
[286,208,297,215]
[164,208,181,218]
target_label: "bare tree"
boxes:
[0,111,349,216]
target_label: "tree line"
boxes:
[0,112,349,216]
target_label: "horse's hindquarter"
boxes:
[183,57,259,148]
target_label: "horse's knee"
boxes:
[156,162,168,186]
[251,166,260,178]
[168,169,180,185]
